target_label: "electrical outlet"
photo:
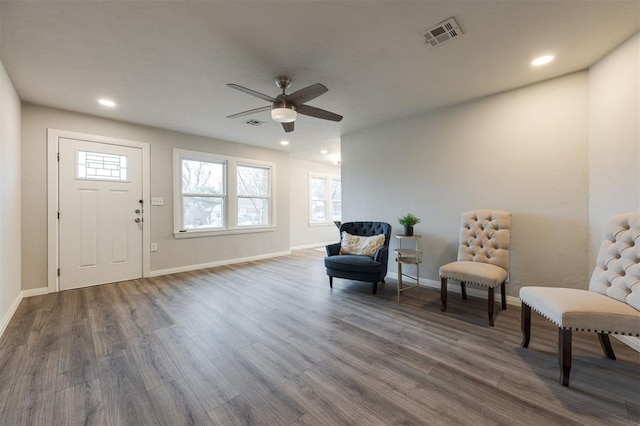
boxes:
[150,243,158,252]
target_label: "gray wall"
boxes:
[588,32,640,268]
[342,72,590,296]
[21,104,291,289]
[0,58,22,326]
[289,158,341,249]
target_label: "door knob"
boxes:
[135,218,141,223]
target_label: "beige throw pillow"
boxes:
[340,232,386,257]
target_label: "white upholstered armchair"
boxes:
[440,209,512,326]
[520,212,640,386]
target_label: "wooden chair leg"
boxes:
[521,303,531,347]
[598,333,616,360]
[558,328,572,386]
[460,281,467,300]
[329,276,333,289]
[372,282,378,294]
[488,287,495,326]
[440,277,447,311]
[500,282,507,310]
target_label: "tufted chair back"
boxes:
[340,221,392,245]
[325,221,392,295]
[457,209,511,271]
[589,212,640,310]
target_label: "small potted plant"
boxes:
[398,213,421,236]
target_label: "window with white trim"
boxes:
[174,149,274,236]
[310,174,341,224]
[237,164,271,227]
[331,178,341,220]
[180,158,225,230]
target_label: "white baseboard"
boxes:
[22,287,49,298]
[386,273,521,306]
[0,287,49,339]
[149,250,291,277]
[0,292,23,339]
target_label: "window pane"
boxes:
[182,160,224,195]
[238,197,269,226]
[311,177,326,200]
[331,179,341,201]
[183,196,223,229]
[332,179,341,220]
[311,200,326,222]
[332,201,342,221]
[237,165,270,196]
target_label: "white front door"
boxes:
[58,137,143,290]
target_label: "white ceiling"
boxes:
[1,1,638,164]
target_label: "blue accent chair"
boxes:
[324,221,392,294]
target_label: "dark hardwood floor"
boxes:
[1,249,638,425]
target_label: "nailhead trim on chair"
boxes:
[439,276,500,288]
[521,301,640,336]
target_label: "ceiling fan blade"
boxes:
[296,104,343,122]
[286,83,328,105]
[226,105,271,119]
[227,83,277,102]
[282,122,294,133]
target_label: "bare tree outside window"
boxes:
[237,165,270,226]
[174,149,275,234]
[181,159,225,229]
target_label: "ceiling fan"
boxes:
[226,76,343,133]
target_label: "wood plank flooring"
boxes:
[1,249,638,425]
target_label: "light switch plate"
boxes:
[151,197,164,206]
[150,243,158,252]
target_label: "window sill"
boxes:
[174,226,276,239]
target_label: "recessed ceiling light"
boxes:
[98,99,116,107]
[280,140,290,146]
[531,55,554,66]
[320,149,328,154]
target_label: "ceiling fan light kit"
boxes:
[227,75,343,133]
[271,105,297,123]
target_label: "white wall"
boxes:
[289,158,341,249]
[342,72,590,297]
[21,104,290,290]
[0,58,22,329]
[588,32,640,269]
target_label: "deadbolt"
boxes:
[135,209,141,214]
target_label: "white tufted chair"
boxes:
[520,212,640,386]
[439,209,512,326]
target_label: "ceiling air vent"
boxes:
[244,119,265,126]
[423,17,463,48]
